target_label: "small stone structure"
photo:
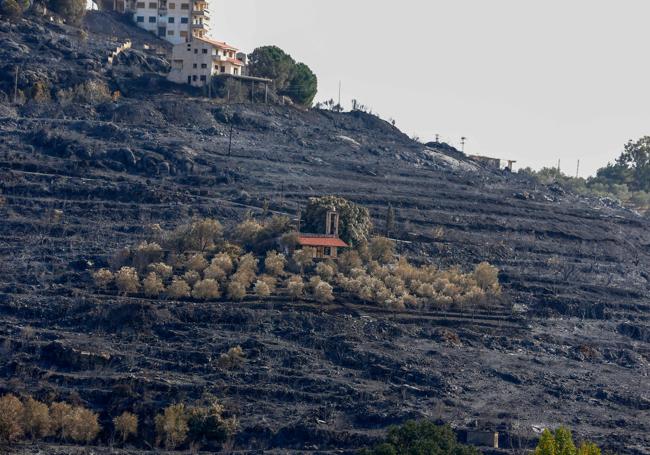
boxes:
[466,430,499,448]
[469,154,516,172]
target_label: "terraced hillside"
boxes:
[0,10,649,455]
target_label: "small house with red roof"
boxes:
[297,209,348,259]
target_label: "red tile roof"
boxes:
[196,36,239,51]
[297,235,348,248]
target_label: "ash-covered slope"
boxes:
[0,11,649,455]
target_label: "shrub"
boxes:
[113,411,138,444]
[167,277,191,299]
[93,268,114,289]
[49,402,73,440]
[21,397,52,440]
[369,237,396,264]
[47,0,86,24]
[254,280,271,297]
[211,253,233,274]
[292,248,314,273]
[187,219,223,251]
[203,264,227,282]
[67,407,100,443]
[0,394,24,444]
[315,262,335,281]
[183,270,201,286]
[286,275,304,299]
[264,250,286,276]
[192,279,221,300]
[143,272,165,297]
[147,262,173,279]
[473,262,500,292]
[217,346,245,369]
[227,280,247,301]
[155,403,188,449]
[186,253,208,272]
[0,0,23,20]
[166,218,223,252]
[232,219,264,247]
[115,267,140,295]
[257,274,277,292]
[313,281,334,303]
[187,401,238,444]
[132,241,163,272]
[337,250,363,273]
[363,420,479,455]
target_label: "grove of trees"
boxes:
[247,45,318,106]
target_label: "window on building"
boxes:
[201,63,207,68]
[234,68,239,75]
[202,49,207,54]
[187,76,191,84]
[168,16,174,23]
[167,30,174,35]
[180,31,188,38]
[148,2,156,8]
[148,16,156,22]
[168,2,175,7]
[192,63,197,68]
[180,2,188,9]
[200,75,206,81]
[194,49,198,54]
[136,1,144,7]
[136,15,144,22]
[220,66,225,73]
[180,17,188,23]
[192,75,197,81]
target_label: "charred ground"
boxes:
[0,11,649,454]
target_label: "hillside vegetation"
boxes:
[0,9,648,455]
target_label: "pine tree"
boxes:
[385,205,396,237]
[555,426,577,455]
[577,442,601,455]
[535,429,557,455]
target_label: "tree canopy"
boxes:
[302,195,372,245]
[247,46,318,106]
[362,420,479,455]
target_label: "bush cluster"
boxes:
[155,401,237,450]
[361,420,479,455]
[0,394,100,445]
[93,217,501,311]
[535,426,601,455]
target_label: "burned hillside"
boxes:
[0,10,649,455]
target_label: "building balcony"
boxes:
[192,9,209,16]
[191,23,208,29]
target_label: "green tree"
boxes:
[577,442,601,455]
[248,46,296,92]
[302,195,373,245]
[286,62,317,106]
[554,426,577,455]
[47,0,86,23]
[0,0,23,19]
[363,420,478,455]
[535,429,557,455]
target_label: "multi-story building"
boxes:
[116,0,209,44]
[167,37,245,86]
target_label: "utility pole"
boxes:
[265,82,268,104]
[576,159,580,178]
[338,80,341,110]
[460,136,467,152]
[13,66,19,104]
[557,159,561,173]
[435,133,440,143]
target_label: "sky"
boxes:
[212,0,650,177]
